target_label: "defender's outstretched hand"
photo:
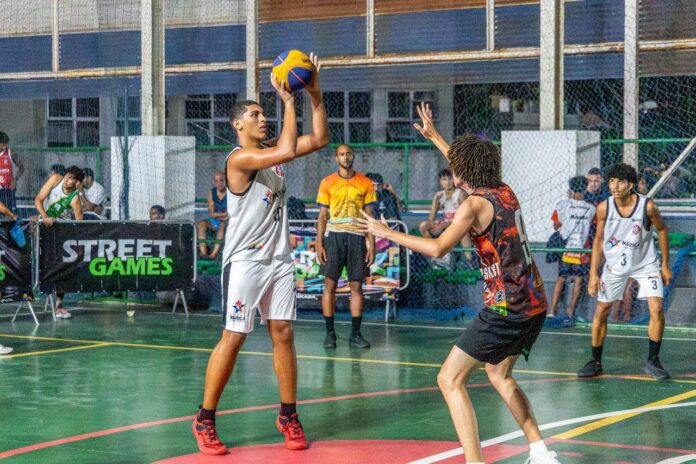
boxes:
[357,210,389,239]
[414,102,438,140]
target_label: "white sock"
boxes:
[529,440,549,457]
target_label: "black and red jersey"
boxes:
[470,184,547,319]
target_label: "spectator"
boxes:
[419,169,466,238]
[78,167,106,218]
[365,172,402,220]
[50,164,66,177]
[548,176,596,319]
[197,171,227,260]
[34,165,85,319]
[585,167,609,206]
[150,204,166,220]
[0,132,24,215]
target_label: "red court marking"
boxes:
[556,438,696,455]
[0,376,580,460]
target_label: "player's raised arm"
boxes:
[588,200,608,297]
[414,102,451,160]
[296,53,329,157]
[229,74,298,172]
[646,199,672,286]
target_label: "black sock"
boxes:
[324,316,334,333]
[351,316,362,335]
[648,339,661,361]
[197,406,216,423]
[280,402,296,417]
[592,345,603,363]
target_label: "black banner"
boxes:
[39,222,195,293]
[0,221,33,303]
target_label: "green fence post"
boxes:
[403,144,410,207]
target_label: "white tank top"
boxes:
[603,194,659,276]
[44,178,77,219]
[222,147,291,264]
[439,189,463,221]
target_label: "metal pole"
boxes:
[539,0,564,130]
[51,0,59,73]
[367,0,375,57]
[402,145,410,207]
[246,0,259,101]
[486,0,495,52]
[623,0,639,168]
[141,0,166,135]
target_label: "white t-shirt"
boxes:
[553,198,595,264]
[84,181,106,206]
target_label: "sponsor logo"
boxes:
[607,236,620,248]
[62,239,175,276]
[481,262,501,280]
[493,290,506,304]
[606,236,640,250]
[632,224,642,235]
[230,299,246,321]
[274,164,284,177]
[262,190,273,208]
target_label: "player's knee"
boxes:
[437,368,464,393]
[270,322,294,344]
[323,278,337,292]
[348,281,362,293]
[594,304,612,321]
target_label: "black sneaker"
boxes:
[577,360,603,378]
[349,331,371,348]
[645,357,671,380]
[323,331,337,348]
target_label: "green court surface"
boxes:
[1,307,695,464]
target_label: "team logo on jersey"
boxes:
[607,236,620,249]
[632,224,642,235]
[232,300,245,315]
[493,290,506,305]
[274,164,285,177]
[262,190,273,208]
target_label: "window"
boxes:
[260,92,303,140]
[47,98,100,147]
[185,93,236,146]
[386,91,437,143]
[324,91,372,144]
[117,96,141,136]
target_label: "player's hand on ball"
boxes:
[414,102,437,140]
[661,264,672,287]
[271,73,294,104]
[304,52,322,96]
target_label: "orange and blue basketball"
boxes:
[272,50,314,92]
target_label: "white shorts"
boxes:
[221,256,296,333]
[598,267,664,303]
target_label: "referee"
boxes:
[316,144,376,348]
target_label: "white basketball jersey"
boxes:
[222,147,291,264]
[439,189,463,221]
[603,194,659,276]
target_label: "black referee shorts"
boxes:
[455,310,546,365]
[320,231,369,282]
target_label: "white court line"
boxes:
[406,402,696,464]
[655,455,696,463]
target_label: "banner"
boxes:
[39,222,195,293]
[289,221,405,306]
[0,221,33,303]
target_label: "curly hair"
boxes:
[447,134,503,189]
[605,163,638,185]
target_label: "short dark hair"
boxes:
[605,163,638,185]
[151,204,166,217]
[569,175,588,193]
[0,132,9,144]
[365,172,383,183]
[447,134,503,189]
[83,167,95,179]
[230,100,259,123]
[587,167,602,177]
[51,164,66,175]
[438,169,452,179]
[65,165,85,182]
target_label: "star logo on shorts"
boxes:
[232,300,245,315]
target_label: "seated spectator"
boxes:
[78,168,106,219]
[287,196,308,220]
[548,176,596,319]
[150,205,166,220]
[419,169,466,237]
[197,171,227,260]
[366,172,402,220]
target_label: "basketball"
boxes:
[272,49,314,92]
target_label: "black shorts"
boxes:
[558,261,590,278]
[455,310,546,365]
[320,232,369,282]
[0,188,17,213]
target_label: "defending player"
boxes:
[192,53,328,455]
[358,103,561,464]
[577,163,672,380]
